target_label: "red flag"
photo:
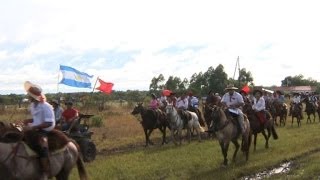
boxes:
[96,78,114,94]
[162,89,172,96]
[241,84,250,94]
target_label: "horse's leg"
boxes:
[171,129,177,145]
[187,127,191,143]
[147,129,154,145]
[219,141,229,166]
[253,133,257,151]
[231,139,240,162]
[291,117,294,126]
[178,129,183,145]
[56,168,70,180]
[159,126,166,145]
[261,130,269,149]
[143,128,149,147]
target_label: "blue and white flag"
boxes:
[59,65,93,88]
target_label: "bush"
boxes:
[91,116,104,127]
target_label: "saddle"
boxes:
[0,122,70,154]
[177,109,192,127]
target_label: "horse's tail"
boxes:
[271,125,279,140]
[77,156,88,180]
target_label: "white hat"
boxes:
[24,81,44,101]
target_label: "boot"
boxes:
[39,157,50,180]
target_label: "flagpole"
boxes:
[84,76,99,114]
[57,65,60,93]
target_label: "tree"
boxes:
[281,74,318,86]
[149,74,165,93]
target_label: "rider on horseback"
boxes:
[290,92,303,118]
[23,81,55,179]
[252,89,267,126]
[149,93,163,125]
[221,84,246,136]
[176,93,190,127]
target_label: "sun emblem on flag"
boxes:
[75,74,84,81]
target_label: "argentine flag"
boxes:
[59,65,93,88]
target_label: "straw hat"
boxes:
[24,81,44,101]
[225,84,238,90]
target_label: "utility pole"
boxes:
[232,56,241,87]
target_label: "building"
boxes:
[272,86,317,94]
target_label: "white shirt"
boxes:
[29,102,55,131]
[292,96,301,104]
[189,96,199,108]
[252,97,266,111]
[221,92,244,108]
[176,97,188,110]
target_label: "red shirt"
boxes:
[62,108,78,123]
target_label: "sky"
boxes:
[1,0,320,95]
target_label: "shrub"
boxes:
[91,116,104,127]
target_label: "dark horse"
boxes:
[131,103,169,147]
[209,105,251,166]
[291,103,302,127]
[243,103,278,151]
[303,98,316,123]
[268,101,287,126]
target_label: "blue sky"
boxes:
[1,0,320,95]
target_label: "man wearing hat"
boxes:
[221,84,246,136]
[23,81,55,179]
[252,89,267,125]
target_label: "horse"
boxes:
[243,103,278,151]
[165,104,204,145]
[268,101,287,126]
[209,105,251,166]
[291,103,302,127]
[0,122,88,180]
[303,98,316,123]
[131,103,169,147]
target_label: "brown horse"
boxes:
[303,98,316,123]
[268,101,287,126]
[131,103,169,147]
[209,106,251,166]
[291,103,302,127]
[0,122,88,180]
[243,103,278,151]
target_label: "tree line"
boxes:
[1,64,320,105]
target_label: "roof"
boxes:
[272,86,317,93]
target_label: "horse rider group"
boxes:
[148,91,204,127]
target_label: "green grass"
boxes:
[70,121,320,180]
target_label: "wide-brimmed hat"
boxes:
[253,89,263,96]
[24,81,44,101]
[51,99,59,105]
[225,84,238,90]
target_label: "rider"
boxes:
[290,92,303,118]
[149,93,163,125]
[61,101,79,133]
[50,99,64,125]
[23,81,55,179]
[188,92,205,127]
[176,93,190,126]
[252,89,267,125]
[221,84,246,136]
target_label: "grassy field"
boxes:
[2,104,320,179]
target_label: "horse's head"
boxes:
[210,105,226,130]
[242,102,254,115]
[165,103,175,115]
[131,102,144,115]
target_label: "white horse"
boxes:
[0,132,88,180]
[165,104,205,145]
